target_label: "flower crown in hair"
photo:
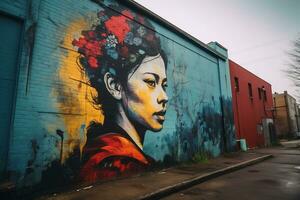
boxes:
[72,9,156,70]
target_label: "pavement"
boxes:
[280,139,300,148]
[161,147,300,200]
[35,149,274,200]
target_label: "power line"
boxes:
[240,54,285,65]
[230,38,290,56]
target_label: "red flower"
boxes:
[83,41,102,57]
[88,31,96,39]
[88,57,98,68]
[72,37,87,48]
[85,41,94,50]
[104,15,130,44]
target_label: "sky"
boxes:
[134,0,300,101]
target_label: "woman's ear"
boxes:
[104,72,122,100]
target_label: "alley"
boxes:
[162,148,300,200]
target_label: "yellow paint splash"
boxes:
[52,15,104,162]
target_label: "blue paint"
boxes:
[0,0,236,189]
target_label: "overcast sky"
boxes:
[134,0,300,101]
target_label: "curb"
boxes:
[136,154,273,200]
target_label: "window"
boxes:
[234,77,239,92]
[263,90,267,101]
[248,83,253,99]
[262,86,267,101]
[258,88,262,100]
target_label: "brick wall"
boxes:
[1,0,235,188]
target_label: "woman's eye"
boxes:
[144,79,156,87]
[162,84,168,91]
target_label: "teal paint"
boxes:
[0,0,27,18]
[0,14,23,179]
[0,0,236,190]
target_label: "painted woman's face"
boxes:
[122,54,168,132]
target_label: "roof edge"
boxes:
[121,0,227,61]
[229,59,272,87]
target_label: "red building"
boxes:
[229,60,274,148]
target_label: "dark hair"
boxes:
[73,8,167,118]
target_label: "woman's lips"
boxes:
[154,115,165,124]
[153,110,166,124]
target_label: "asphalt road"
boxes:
[162,148,300,200]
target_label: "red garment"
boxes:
[80,133,152,182]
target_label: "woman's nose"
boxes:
[157,87,168,106]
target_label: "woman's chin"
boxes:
[148,123,163,132]
[138,118,165,132]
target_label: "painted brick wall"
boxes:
[1,0,235,188]
[229,60,273,148]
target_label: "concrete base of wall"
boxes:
[280,140,300,148]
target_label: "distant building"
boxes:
[229,60,275,148]
[273,91,300,138]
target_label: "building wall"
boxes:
[297,105,300,136]
[287,94,298,134]
[229,60,273,148]
[0,0,235,189]
[0,0,32,180]
[273,93,289,137]
[273,91,300,137]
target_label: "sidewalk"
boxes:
[37,150,273,200]
[280,139,300,148]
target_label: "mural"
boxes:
[46,2,235,184]
[1,0,235,189]
[70,8,168,182]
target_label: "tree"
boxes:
[285,35,300,100]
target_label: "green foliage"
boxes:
[191,151,211,163]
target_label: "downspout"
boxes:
[272,96,277,135]
[235,87,241,139]
[217,59,227,152]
